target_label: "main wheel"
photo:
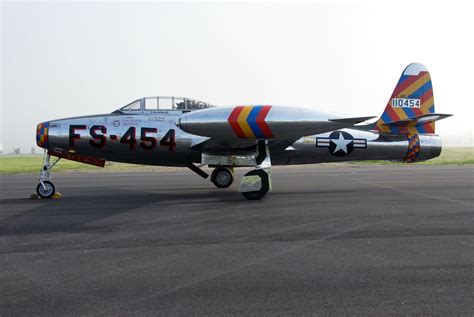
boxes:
[241,169,269,200]
[36,181,55,199]
[211,167,234,188]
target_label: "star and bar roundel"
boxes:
[316,131,367,157]
[228,105,274,139]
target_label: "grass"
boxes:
[0,155,98,174]
[417,147,474,165]
[0,147,472,175]
[353,147,474,165]
[0,155,163,175]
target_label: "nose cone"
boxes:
[36,122,49,149]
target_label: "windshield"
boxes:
[121,100,141,111]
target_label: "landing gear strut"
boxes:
[36,152,60,199]
[211,167,234,188]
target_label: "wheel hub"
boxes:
[38,183,53,196]
[216,172,231,186]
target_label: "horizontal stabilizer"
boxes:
[329,116,376,124]
[383,113,452,127]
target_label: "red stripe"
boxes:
[227,106,246,138]
[391,71,427,98]
[384,103,400,122]
[423,123,435,133]
[255,105,273,138]
[420,87,433,104]
[411,107,423,116]
[412,88,434,118]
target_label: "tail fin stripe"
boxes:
[402,107,416,118]
[422,96,435,113]
[391,71,426,97]
[417,124,426,134]
[398,75,411,84]
[399,73,430,97]
[420,87,434,103]
[382,105,400,122]
[411,105,424,117]
[408,80,432,99]
[393,107,410,120]
[391,126,400,134]
[424,123,435,133]
[428,105,434,112]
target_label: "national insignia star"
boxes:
[331,133,352,153]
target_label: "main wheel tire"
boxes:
[36,181,55,199]
[211,167,234,188]
[241,169,269,200]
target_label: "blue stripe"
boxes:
[381,111,394,123]
[417,124,426,133]
[398,74,411,84]
[247,106,265,138]
[390,125,400,134]
[428,105,435,113]
[408,80,432,99]
[403,107,415,118]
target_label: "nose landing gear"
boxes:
[34,152,61,199]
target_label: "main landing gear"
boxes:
[187,163,235,189]
[211,167,234,188]
[35,152,61,199]
[189,141,273,200]
[239,141,272,200]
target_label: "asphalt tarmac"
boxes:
[0,165,473,316]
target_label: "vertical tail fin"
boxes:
[375,63,436,134]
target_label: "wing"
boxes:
[191,136,299,152]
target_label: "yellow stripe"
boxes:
[393,106,409,119]
[398,73,430,98]
[237,106,256,138]
[376,121,390,133]
[429,121,435,132]
[422,96,434,112]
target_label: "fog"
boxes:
[2,1,473,153]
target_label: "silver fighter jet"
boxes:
[35,63,451,200]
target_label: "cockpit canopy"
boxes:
[117,96,214,114]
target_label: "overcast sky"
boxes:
[2,0,473,152]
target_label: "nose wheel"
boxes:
[211,167,234,188]
[36,181,56,198]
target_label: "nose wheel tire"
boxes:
[211,167,234,188]
[36,181,55,199]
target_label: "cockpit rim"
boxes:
[116,96,214,114]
